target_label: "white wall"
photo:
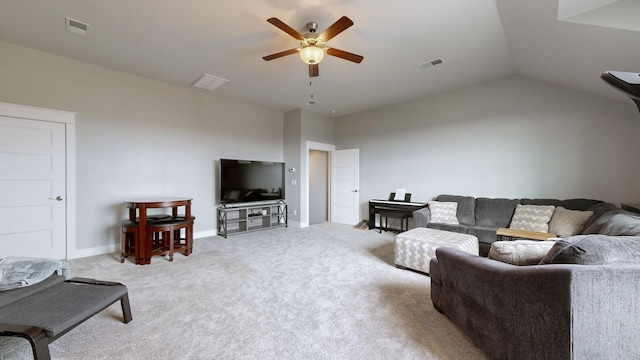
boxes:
[0,40,283,257]
[336,75,640,220]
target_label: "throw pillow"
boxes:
[582,209,640,236]
[548,206,593,237]
[488,240,557,266]
[509,204,555,232]
[539,235,640,265]
[428,201,459,225]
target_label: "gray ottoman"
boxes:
[394,227,479,274]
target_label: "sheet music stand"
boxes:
[389,193,412,202]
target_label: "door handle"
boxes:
[48,196,64,201]
[352,190,358,192]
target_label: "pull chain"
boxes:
[308,80,316,104]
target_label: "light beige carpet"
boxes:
[1,223,487,359]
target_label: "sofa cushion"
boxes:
[436,195,475,226]
[466,226,498,245]
[509,204,555,232]
[582,209,640,236]
[488,240,556,265]
[520,198,561,207]
[558,198,604,211]
[549,206,593,237]
[428,201,459,224]
[475,197,519,228]
[427,223,469,234]
[539,235,640,265]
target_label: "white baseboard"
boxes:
[66,229,219,259]
[195,229,217,238]
[67,243,117,259]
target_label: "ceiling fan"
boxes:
[262,16,364,77]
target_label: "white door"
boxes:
[0,116,67,259]
[331,149,359,225]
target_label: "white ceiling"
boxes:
[0,0,638,116]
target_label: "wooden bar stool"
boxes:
[120,220,138,263]
[145,217,194,262]
[171,215,195,256]
[120,215,173,264]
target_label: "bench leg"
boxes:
[1,327,51,360]
[120,293,133,324]
[31,335,51,360]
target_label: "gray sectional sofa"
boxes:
[418,195,640,359]
[412,194,615,256]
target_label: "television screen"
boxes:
[219,159,285,204]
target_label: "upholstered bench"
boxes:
[394,227,479,274]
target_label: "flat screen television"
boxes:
[219,159,285,204]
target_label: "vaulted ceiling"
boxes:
[0,0,638,116]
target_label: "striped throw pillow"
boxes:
[509,204,555,232]
[428,201,459,225]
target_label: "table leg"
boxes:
[137,204,149,265]
[368,203,376,231]
[184,201,192,255]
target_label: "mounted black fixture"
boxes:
[601,71,640,113]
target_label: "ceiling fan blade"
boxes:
[267,18,305,41]
[309,64,319,77]
[318,16,354,42]
[263,48,299,61]
[326,48,364,63]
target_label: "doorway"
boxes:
[304,141,360,227]
[309,150,329,224]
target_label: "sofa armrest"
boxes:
[435,247,575,359]
[412,207,431,227]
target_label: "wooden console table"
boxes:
[496,228,557,241]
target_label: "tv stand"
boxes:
[217,200,287,238]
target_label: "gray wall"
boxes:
[283,109,302,225]
[0,40,284,257]
[283,108,335,227]
[4,37,638,255]
[336,75,640,220]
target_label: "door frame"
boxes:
[303,141,335,228]
[0,102,76,259]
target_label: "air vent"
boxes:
[192,73,229,91]
[65,17,89,36]
[418,58,444,70]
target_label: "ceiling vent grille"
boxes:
[418,58,444,70]
[65,17,89,36]
[192,73,229,91]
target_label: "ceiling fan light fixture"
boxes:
[299,46,326,64]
